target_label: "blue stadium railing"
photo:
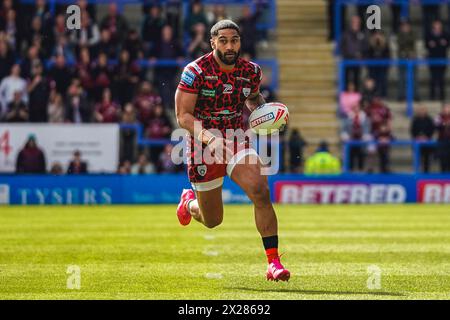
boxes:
[343,140,439,174]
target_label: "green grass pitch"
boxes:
[0,204,449,300]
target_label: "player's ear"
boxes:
[210,38,215,50]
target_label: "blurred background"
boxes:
[0,0,450,204]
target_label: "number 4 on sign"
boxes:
[0,131,12,157]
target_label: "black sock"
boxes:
[262,235,278,250]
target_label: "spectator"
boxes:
[70,12,99,53]
[339,82,361,117]
[150,25,183,109]
[0,40,14,81]
[410,105,435,173]
[100,3,129,45]
[94,88,121,123]
[113,49,141,105]
[146,104,172,164]
[48,54,73,96]
[20,45,43,81]
[375,123,393,174]
[422,3,440,37]
[238,5,260,58]
[425,20,449,101]
[304,141,341,175]
[16,135,46,174]
[50,162,64,175]
[67,150,88,174]
[141,4,165,54]
[124,29,144,61]
[120,102,137,163]
[134,81,161,127]
[93,28,117,59]
[50,14,68,53]
[397,19,418,101]
[288,129,307,173]
[51,35,75,64]
[64,81,92,123]
[165,0,182,40]
[366,97,392,139]
[91,52,113,101]
[367,30,390,98]
[47,90,64,123]
[435,104,450,173]
[361,77,377,110]
[3,9,17,51]
[341,103,371,172]
[5,90,28,122]
[0,64,28,116]
[76,47,95,99]
[340,15,368,90]
[208,4,229,26]
[157,143,178,173]
[27,62,49,122]
[187,23,210,59]
[131,153,155,174]
[185,0,208,38]
[27,15,44,50]
[118,160,132,174]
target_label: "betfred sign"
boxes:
[418,180,450,203]
[274,181,407,204]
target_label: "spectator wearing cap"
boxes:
[16,135,46,174]
[67,150,88,174]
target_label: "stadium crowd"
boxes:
[0,0,282,175]
[337,5,450,174]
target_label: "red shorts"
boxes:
[187,145,259,192]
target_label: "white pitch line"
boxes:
[204,234,216,240]
[202,250,220,257]
[205,273,223,279]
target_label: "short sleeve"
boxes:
[249,62,262,94]
[178,66,203,94]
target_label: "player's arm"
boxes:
[175,89,217,145]
[245,91,266,112]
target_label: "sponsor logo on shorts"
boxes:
[201,89,216,97]
[197,165,207,176]
[250,112,275,127]
[181,69,196,86]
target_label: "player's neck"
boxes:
[213,51,235,72]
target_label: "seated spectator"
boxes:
[91,52,113,101]
[48,54,73,96]
[49,162,64,175]
[149,25,183,109]
[131,153,155,175]
[20,45,43,81]
[367,30,390,98]
[70,12,99,53]
[0,64,28,116]
[340,103,371,172]
[94,88,121,123]
[112,49,140,105]
[339,82,361,117]
[51,35,76,64]
[185,0,208,38]
[134,81,162,127]
[16,135,46,174]
[76,47,95,99]
[157,143,178,173]
[100,3,129,45]
[27,62,49,122]
[67,150,88,174]
[304,141,341,175]
[288,128,307,173]
[366,97,392,137]
[5,90,28,122]
[187,23,210,59]
[435,104,450,173]
[141,4,165,54]
[48,90,65,123]
[0,40,14,81]
[64,81,92,123]
[411,105,435,173]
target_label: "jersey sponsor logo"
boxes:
[201,89,216,97]
[223,84,233,94]
[197,111,242,121]
[197,164,207,176]
[250,112,275,127]
[212,110,236,115]
[205,76,218,81]
[243,88,251,97]
[188,62,203,74]
[181,69,196,86]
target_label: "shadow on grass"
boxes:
[227,287,405,297]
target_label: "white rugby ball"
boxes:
[249,102,289,135]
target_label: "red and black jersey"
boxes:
[177,52,262,136]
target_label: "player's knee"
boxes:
[204,217,223,229]
[247,182,271,206]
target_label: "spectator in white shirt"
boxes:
[0,64,28,117]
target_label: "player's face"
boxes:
[211,29,241,66]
